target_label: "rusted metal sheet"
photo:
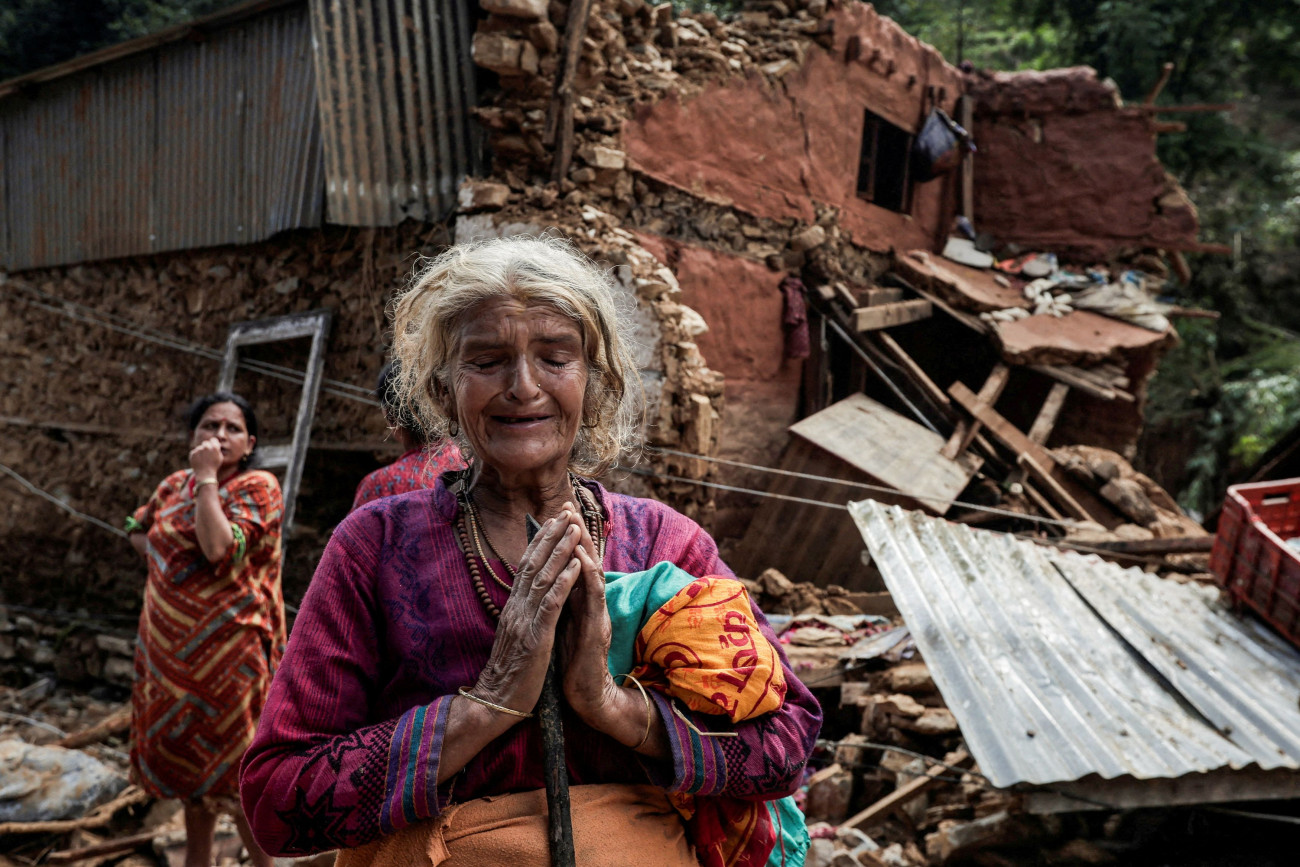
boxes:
[0,3,322,271]
[308,0,481,226]
[850,500,1300,812]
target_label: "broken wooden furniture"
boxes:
[217,310,332,535]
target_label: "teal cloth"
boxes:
[603,561,809,867]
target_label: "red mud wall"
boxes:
[623,4,965,254]
[636,233,802,540]
[969,68,1199,257]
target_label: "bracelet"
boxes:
[194,477,219,490]
[456,686,533,719]
[616,673,654,751]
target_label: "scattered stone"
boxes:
[458,180,512,213]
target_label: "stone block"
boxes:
[473,32,525,74]
[457,180,512,213]
[804,762,854,823]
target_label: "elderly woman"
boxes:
[126,392,282,867]
[241,237,820,865]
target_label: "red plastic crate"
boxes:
[1210,478,1300,649]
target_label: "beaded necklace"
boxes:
[455,474,606,621]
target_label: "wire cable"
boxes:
[0,463,128,539]
[1,281,379,406]
[639,450,1084,529]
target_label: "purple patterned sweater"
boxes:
[240,478,821,856]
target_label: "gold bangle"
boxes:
[456,686,533,719]
[194,477,219,490]
[616,673,654,751]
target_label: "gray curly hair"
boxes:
[390,235,644,477]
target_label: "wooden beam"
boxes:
[941,364,1009,460]
[1091,535,1215,555]
[1027,383,1070,445]
[56,706,130,750]
[544,0,594,182]
[46,830,159,865]
[875,332,950,409]
[899,280,989,334]
[1018,454,1091,521]
[862,287,904,306]
[1153,120,1188,134]
[1031,365,1131,403]
[1134,103,1235,113]
[949,381,1122,528]
[854,300,932,331]
[845,749,972,830]
[835,282,859,310]
[1143,62,1175,105]
[959,95,975,221]
[1021,481,1065,521]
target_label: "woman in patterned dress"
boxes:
[126,392,283,867]
[241,237,820,865]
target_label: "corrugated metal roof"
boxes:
[0,3,322,271]
[308,0,481,226]
[850,499,1300,808]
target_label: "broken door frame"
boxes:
[217,310,332,535]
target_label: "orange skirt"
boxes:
[335,784,699,867]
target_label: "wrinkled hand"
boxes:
[560,506,620,727]
[472,512,583,718]
[189,437,223,480]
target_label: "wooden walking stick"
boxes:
[527,514,576,867]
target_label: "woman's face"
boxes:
[451,297,588,484]
[191,402,256,475]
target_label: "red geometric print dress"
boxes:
[128,468,285,804]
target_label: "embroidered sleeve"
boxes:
[240,529,453,856]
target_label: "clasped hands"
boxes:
[470,505,643,745]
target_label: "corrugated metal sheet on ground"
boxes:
[849,500,1300,798]
[308,0,481,226]
[0,3,322,271]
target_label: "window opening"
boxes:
[856,109,913,213]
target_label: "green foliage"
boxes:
[0,0,238,81]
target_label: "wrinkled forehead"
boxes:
[452,296,587,351]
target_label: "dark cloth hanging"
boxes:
[780,275,810,359]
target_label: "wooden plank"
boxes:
[1027,382,1070,445]
[1031,364,1131,403]
[950,381,1057,472]
[875,332,950,409]
[834,282,859,310]
[1018,454,1090,521]
[846,749,972,830]
[949,381,1122,528]
[1021,481,1066,521]
[854,300,932,332]
[1143,62,1175,104]
[959,95,975,221]
[862,287,904,306]
[1134,103,1235,113]
[46,830,158,865]
[1091,536,1214,555]
[790,393,982,514]
[899,279,990,334]
[56,706,130,750]
[941,364,1009,460]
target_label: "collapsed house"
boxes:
[5,0,1292,864]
